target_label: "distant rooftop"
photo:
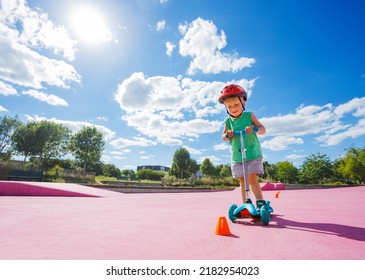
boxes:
[137,165,170,172]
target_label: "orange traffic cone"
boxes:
[215,216,231,236]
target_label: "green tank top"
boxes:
[224,112,263,162]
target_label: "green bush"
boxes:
[136,169,165,181]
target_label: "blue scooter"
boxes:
[227,127,272,225]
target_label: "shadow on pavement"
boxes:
[271,215,365,241]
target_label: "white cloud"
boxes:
[178,18,255,75]
[261,136,304,151]
[111,149,131,155]
[0,81,18,96]
[97,116,109,122]
[109,137,157,149]
[22,89,68,106]
[183,145,202,155]
[213,143,229,151]
[159,138,183,146]
[166,41,175,56]
[316,118,365,146]
[261,104,334,138]
[260,97,365,148]
[1,0,76,60]
[0,1,80,89]
[122,165,137,171]
[334,96,365,117]
[198,155,221,164]
[286,154,306,160]
[156,20,166,31]
[0,105,8,112]
[314,97,365,146]
[113,156,126,160]
[101,155,112,163]
[141,154,155,160]
[296,103,333,115]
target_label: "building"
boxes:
[195,170,203,179]
[137,165,170,173]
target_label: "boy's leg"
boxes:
[248,174,274,212]
[248,174,263,200]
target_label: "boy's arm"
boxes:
[249,113,266,135]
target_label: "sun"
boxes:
[68,6,112,44]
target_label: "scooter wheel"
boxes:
[228,204,238,222]
[260,205,270,225]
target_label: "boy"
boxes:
[219,84,271,211]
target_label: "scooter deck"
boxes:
[233,202,258,217]
[229,202,271,225]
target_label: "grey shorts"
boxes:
[231,158,264,178]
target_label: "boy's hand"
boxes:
[245,126,255,134]
[225,130,234,139]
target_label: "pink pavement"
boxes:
[1,181,364,260]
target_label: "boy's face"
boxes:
[223,96,245,117]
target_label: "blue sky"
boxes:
[1,0,365,171]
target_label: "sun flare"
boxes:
[68,6,112,44]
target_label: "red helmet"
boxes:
[218,84,247,103]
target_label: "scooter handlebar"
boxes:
[233,126,259,136]
[225,126,259,139]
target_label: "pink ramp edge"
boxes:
[0,181,103,197]
[260,182,286,190]
[260,182,275,190]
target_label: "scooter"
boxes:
[227,127,272,225]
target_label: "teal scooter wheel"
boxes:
[228,204,238,222]
[260,205,270,225]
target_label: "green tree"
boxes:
[200,158,216,177]
[11,120,71,167]
[189,159,199,177]
[299,153,333,184]
[336,147,365,184]
[11,123,36,162]
[219,164,231,178]
[169,147,196,179]
[121,169,136,179]
[69,126,105,172]
[102,163,121,178]
[276,161,298,183]
[0,115,21,159]
[36,121,71,168]
[263,161,277,182]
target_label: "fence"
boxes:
[0,161,41,180]
[61,169,95,181]
[0,161,95,181]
